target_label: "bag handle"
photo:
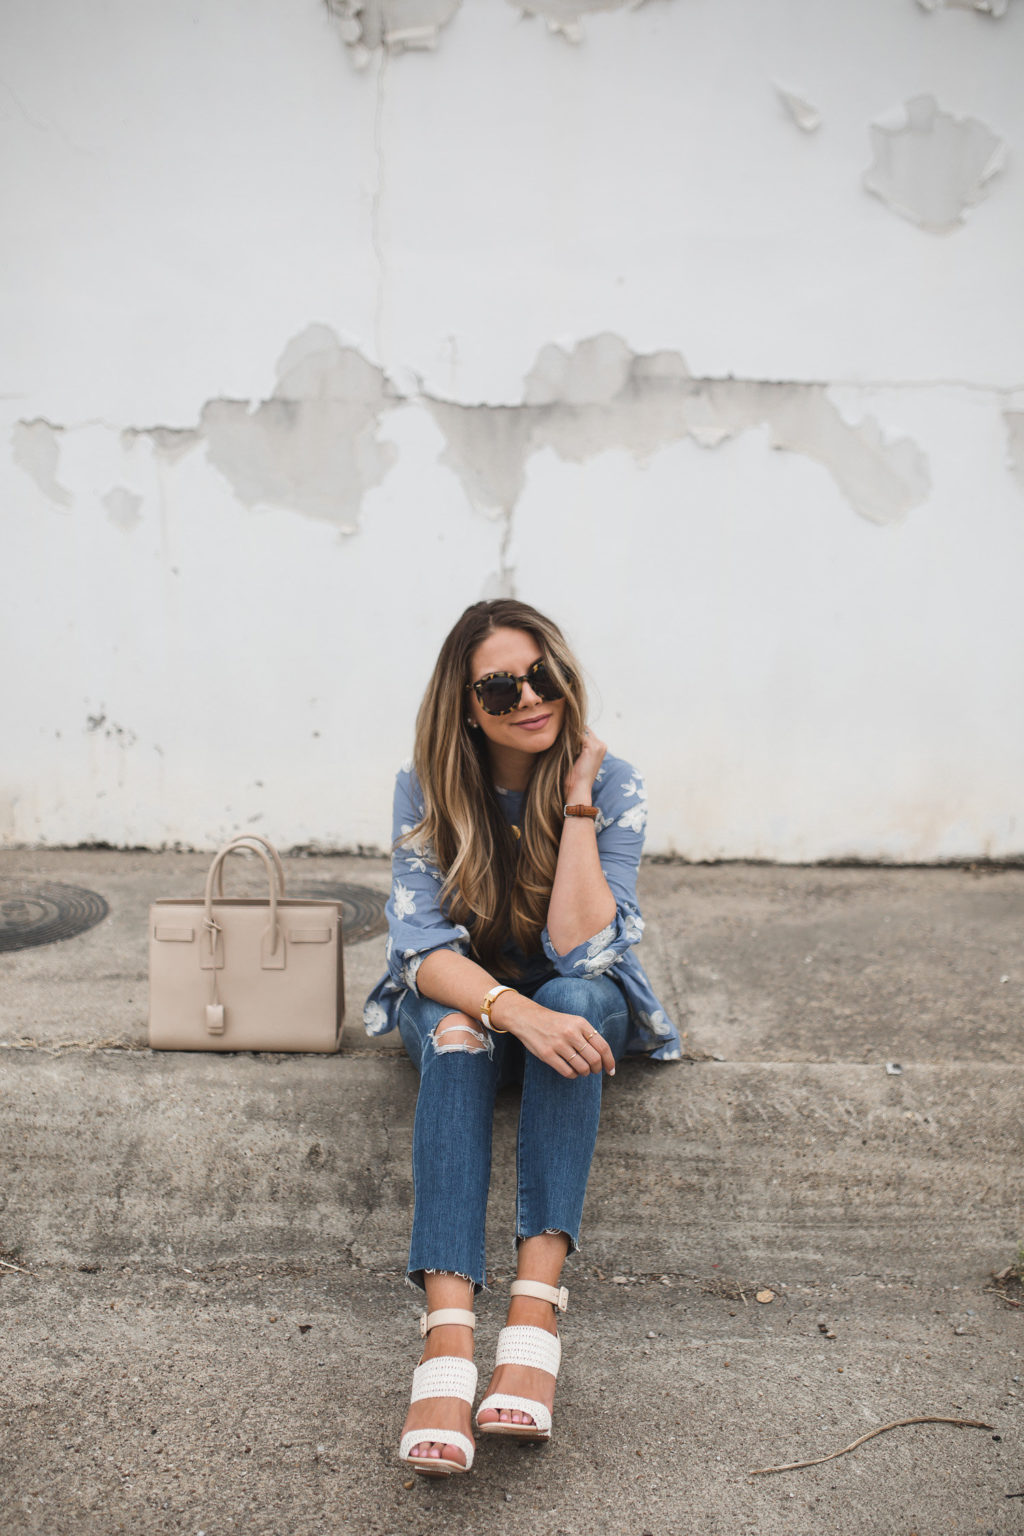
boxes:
[203,839,282,963]
[213,834,287,898]
[199,838,287,1036]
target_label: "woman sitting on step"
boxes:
[363,597,680,1477]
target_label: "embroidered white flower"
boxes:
[400,758,413,774]
[402,953,424,990]
[639,1008,671,1036]
[593,807,613,833]
[624,911,645,942]
[392,881,416,920]
[385,935,393,962]
[617,803,647,834]
[586,924,616,957]
[363,1000,388,1033]
[581,948,617,975]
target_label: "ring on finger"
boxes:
[583,1030,596,1042]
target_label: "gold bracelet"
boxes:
[480,983,515,1032]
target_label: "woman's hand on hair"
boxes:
[490,991,615,1078]
[565,726,607,804]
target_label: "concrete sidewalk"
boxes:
[1,849,1022,1535]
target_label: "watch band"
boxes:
[563,803,599,820]
[480,983,514,1032]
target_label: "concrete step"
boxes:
[3,1049,1019,1285]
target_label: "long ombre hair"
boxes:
[402,600,588,974]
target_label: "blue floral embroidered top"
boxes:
[363,752,682,1061]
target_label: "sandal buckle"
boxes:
[556,1286,569,1314]
[419,1311,428,1338]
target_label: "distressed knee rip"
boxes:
[430,1014,493,1058]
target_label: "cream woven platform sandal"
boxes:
[475,1280,567,1441]
[398,1307,478,1477]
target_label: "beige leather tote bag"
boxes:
[148,834,344,1052]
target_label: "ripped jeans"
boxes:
[397,973,629,1291]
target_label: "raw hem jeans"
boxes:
[397,973,629,1292]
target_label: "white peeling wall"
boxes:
[2,0,1023,859]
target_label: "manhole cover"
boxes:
[0,880,110,953]
[291,882,388,945]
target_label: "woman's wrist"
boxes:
[563,782,593,807]
[487,985,529,1034]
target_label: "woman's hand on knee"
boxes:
[498,997,615,1078]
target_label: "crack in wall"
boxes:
[864,96,1007,233]
[1005,411,1024,493]
[371,52,389,363]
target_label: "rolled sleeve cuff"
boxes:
[394,934,470,995]
[540,907,644,978]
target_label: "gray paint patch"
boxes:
[199,326,399,529]
[916,0,1008,15]
[21,330,931,540]
[102,486,143,532]
[12,419,72,508]
[525,331,643,404]
[427,336,931,527]
[122,425,202,463]
[864,95,1006,233]
[1005,411,1024,491]
[774,85,822,133]
[427,402,536,514]
[510,0,654,43]
[325,0,462,62]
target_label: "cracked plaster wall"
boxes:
[325,0,654,60]
[2,0,1023,858]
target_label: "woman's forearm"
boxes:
[416,947,506,1020]
[415,944,615,1077]
[545,797,616,955]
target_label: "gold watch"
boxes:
[480,983,515,1032]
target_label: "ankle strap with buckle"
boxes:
[510,1280,568,1313]
[419,1307,477,1337]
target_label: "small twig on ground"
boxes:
[984,1286,1022,1309]
[749,1416,993,1476]
[1007,1491,1024,1499]
[0,1257,36,1277]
